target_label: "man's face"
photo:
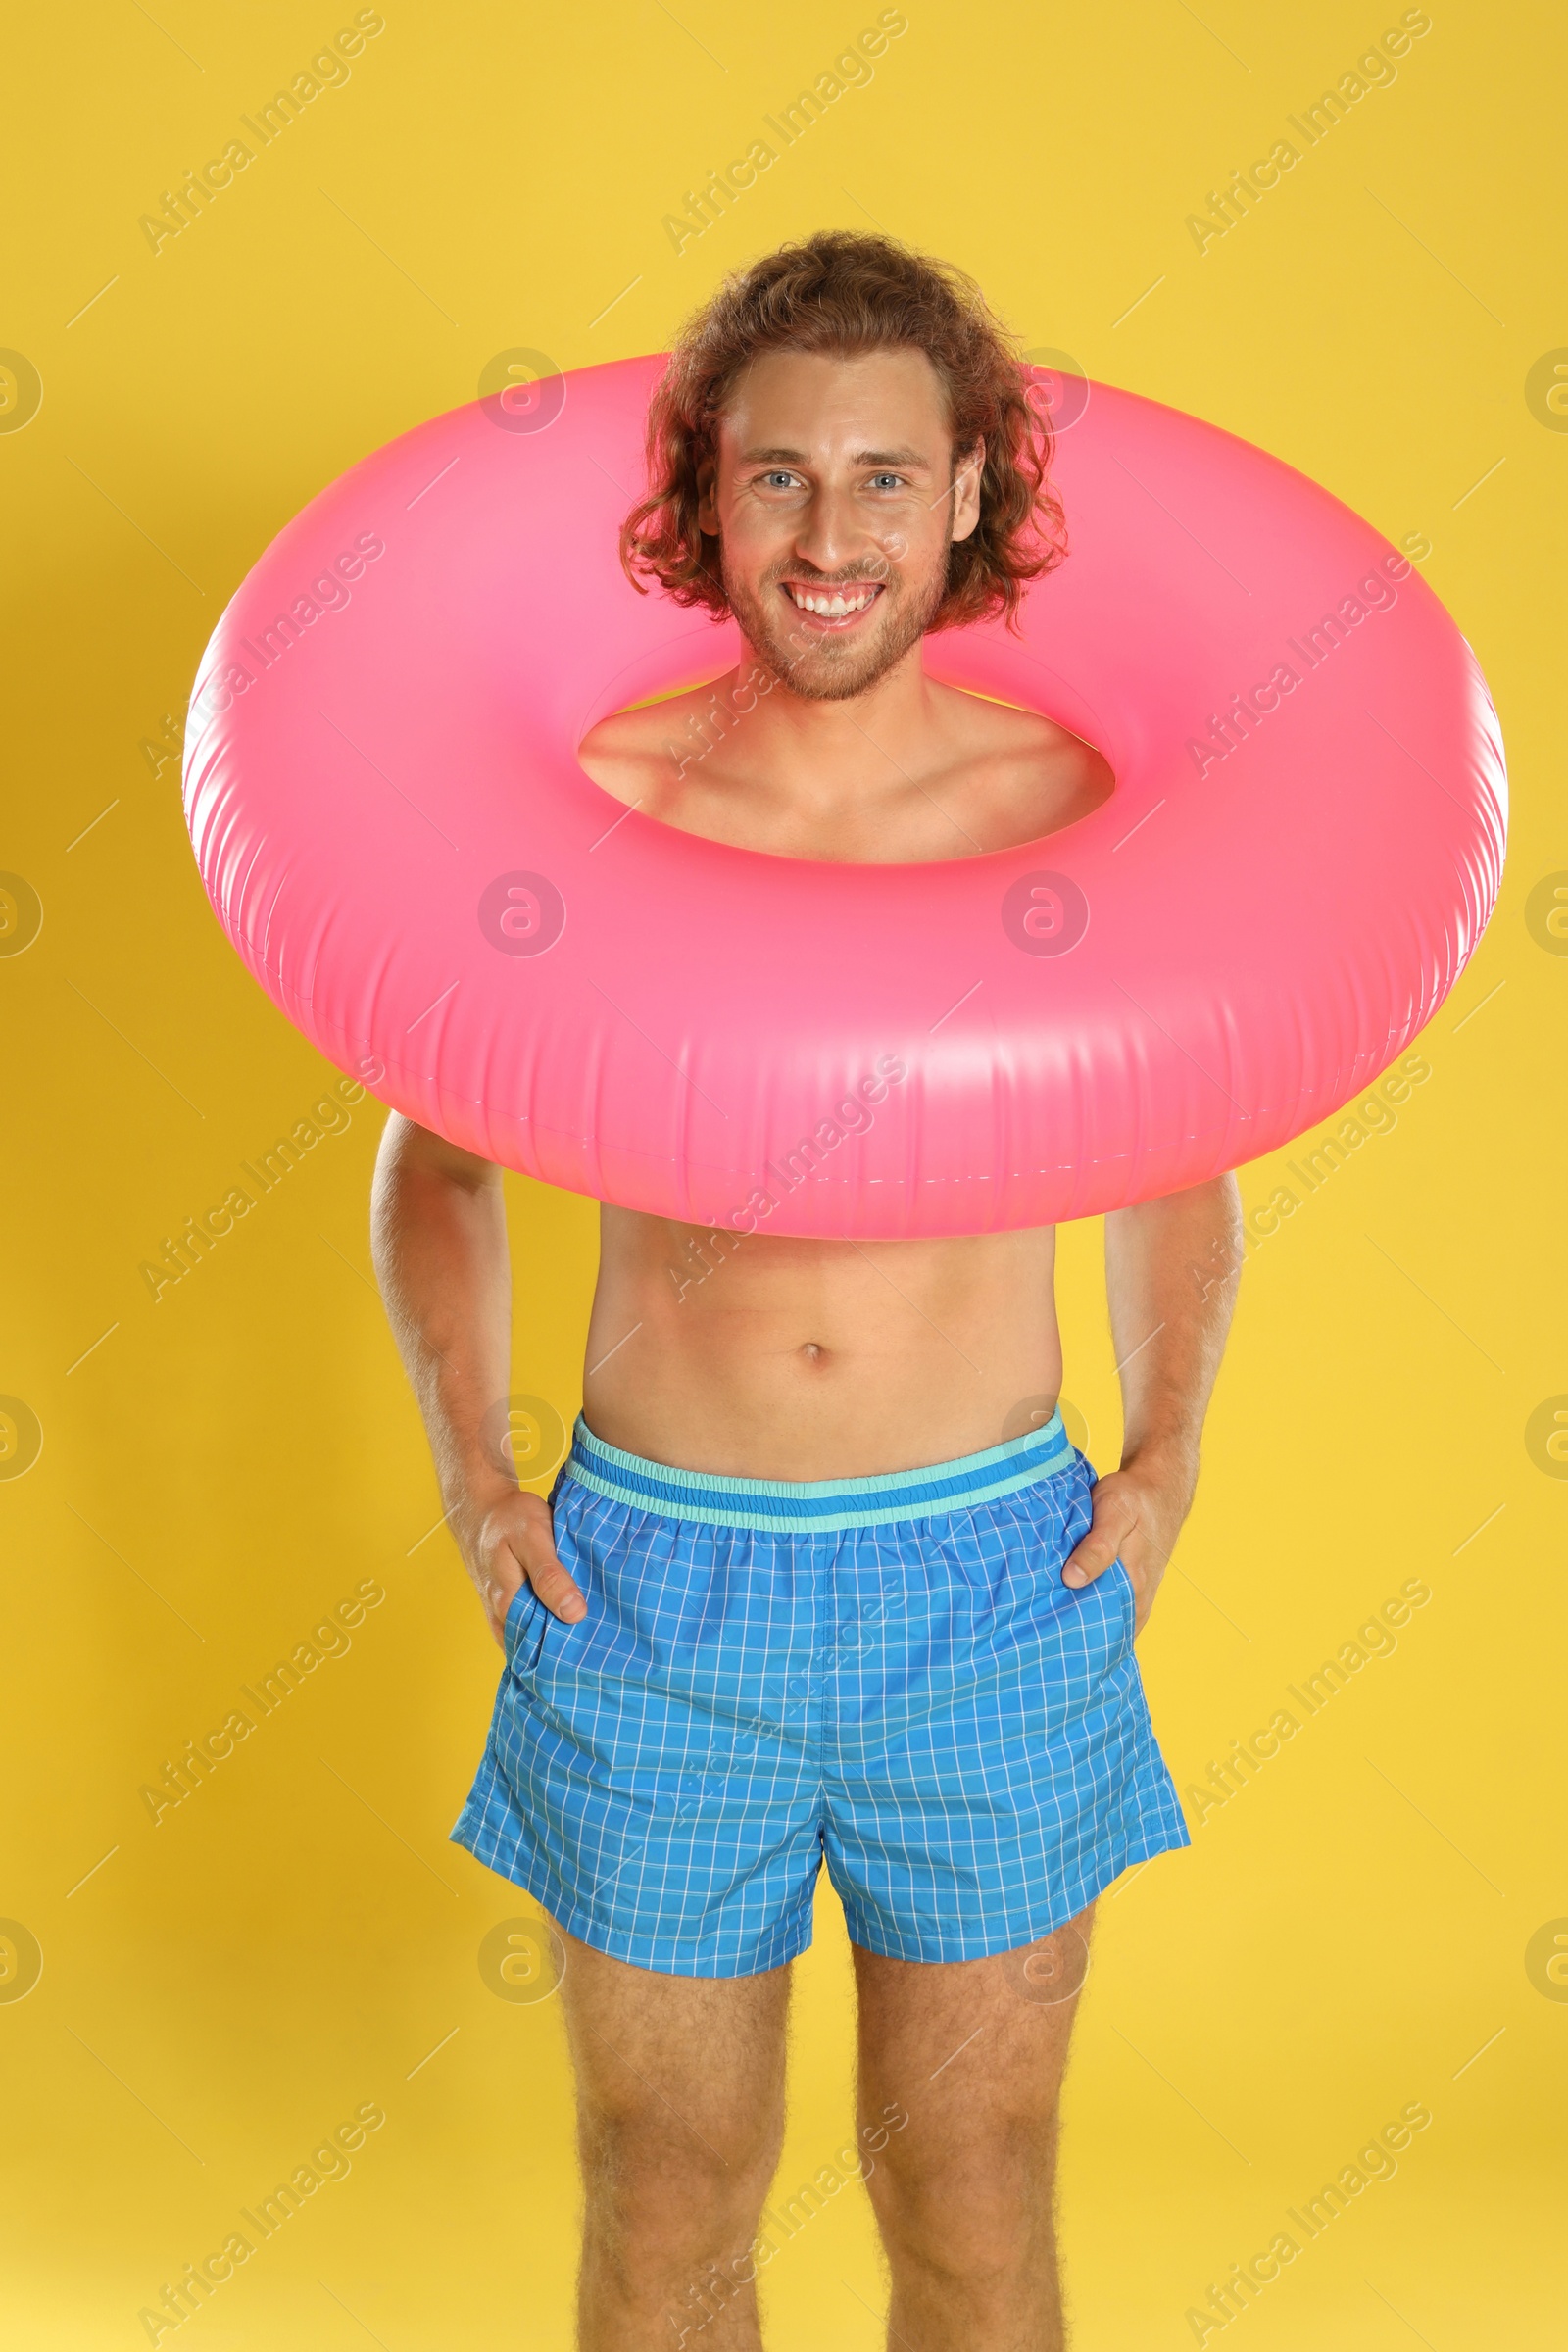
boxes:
[695,347,983,703]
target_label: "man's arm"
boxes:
[1060,1173,1243,1629]
[369,1113,583,1645]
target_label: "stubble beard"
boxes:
[720,529,954,705]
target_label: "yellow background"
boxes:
[4,1,1564,2343]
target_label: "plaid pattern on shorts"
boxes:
[450,1413,1190,1976]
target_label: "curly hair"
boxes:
[619,229,1067,635]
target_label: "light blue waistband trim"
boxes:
[562,1413,1077,1533]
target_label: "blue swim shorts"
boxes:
[450,1412,1190,1977]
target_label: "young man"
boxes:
[372,233,1241,2350]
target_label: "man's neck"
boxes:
[718,640,944,814]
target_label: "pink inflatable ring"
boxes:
[183,356,1505,1238]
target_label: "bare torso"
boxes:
[574,672,1113,1478]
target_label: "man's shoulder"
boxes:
[577,694,701,804]
[934,683,1114,820]
[936,681,1080,757]
[940,682,1109,780]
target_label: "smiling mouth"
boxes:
[779,579,885,627]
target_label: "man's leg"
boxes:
[552,1919,794,2351]
[852,1904,1096,2351]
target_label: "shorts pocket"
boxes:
[503,1581,552,1677]
[1030,1563,1135,1705]
[1104,1556,1138,1648]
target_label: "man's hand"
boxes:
[1060,1448,1198,1635]
[459,1488,587,1647]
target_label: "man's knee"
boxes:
[865,2115,1060,2278]
[579,2088,784,2256]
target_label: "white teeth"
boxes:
[790,585,873,614]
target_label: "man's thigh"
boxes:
[550,1917,795,2177]
[852,1905,1096,2164]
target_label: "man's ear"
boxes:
[950,436,985,544]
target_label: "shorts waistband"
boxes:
[562,1413,1077,1534]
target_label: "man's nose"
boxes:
[789,483,871,576]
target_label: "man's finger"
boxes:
[1062,1512,1137,1587]
[489,1504,585,1625]
[525,1557,587,1623]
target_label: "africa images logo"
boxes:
[477,871,567,956]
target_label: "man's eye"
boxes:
[762,471,797,489]
[869,473,904,491]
